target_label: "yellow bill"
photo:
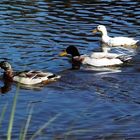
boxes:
[92,29,98,33]
[59,50,68,56]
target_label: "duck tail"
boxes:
[48,74,61,80]
[117,55,132,62]
[136,40,139,45]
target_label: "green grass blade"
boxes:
[30,113,61,140]
[19,125,24,140]
[0,103,8,129]
[64,129,93,136]
[20,105,33,140]
[7,83,20,140]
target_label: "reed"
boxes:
[7,83,20,140]
[0,103,8,129]
[19,105,34,140]
[0,75,62,140]
[30,113,61,140]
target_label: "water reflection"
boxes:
[0,80,12,94]
[0,0,140,139]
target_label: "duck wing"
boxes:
[90,52,119,59]
[13,70,60,85]
[83,56,123,67]
[110,37,138,46]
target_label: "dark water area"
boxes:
[0,0,140,139]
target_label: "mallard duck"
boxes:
[59,45,132,68]
[0,61,61,85]
[93,25,139,47]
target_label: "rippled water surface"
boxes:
[0,0,140,139]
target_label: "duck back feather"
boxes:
[13,70,60,85]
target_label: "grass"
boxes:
[30,113,61,140]
[7,83,20,140]
[19,105,34,140]
[0,83,94,140]
[0,82,96,140]
[0,82,61,140]
[0,78,92,140]
[0,103,8,129]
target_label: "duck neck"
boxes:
[102,47,109,54]
[72,51,80,58]
[102,29,108,37]
[72,56,83,70]
[3,69,14,81]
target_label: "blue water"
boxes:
[0,0,140,139]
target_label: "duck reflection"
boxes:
[0,80,12,94]
[0,78,45,93]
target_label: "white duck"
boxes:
[0,61,61,85]
[59,45,132,68]
[93,25,139,47]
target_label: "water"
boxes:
[0,0,140,139]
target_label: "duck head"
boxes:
[93,25,107,35]
[59,45,82,69]
[0,61,13,80]
[59,45,80,57]
[0,61,12,71]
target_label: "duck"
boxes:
[0,61,61,85]
[93,25,139,47]
[59,45,132,68]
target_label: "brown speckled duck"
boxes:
[0,61,61,85]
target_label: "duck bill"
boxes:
[59,50,68,56]
[92,29,98,33]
